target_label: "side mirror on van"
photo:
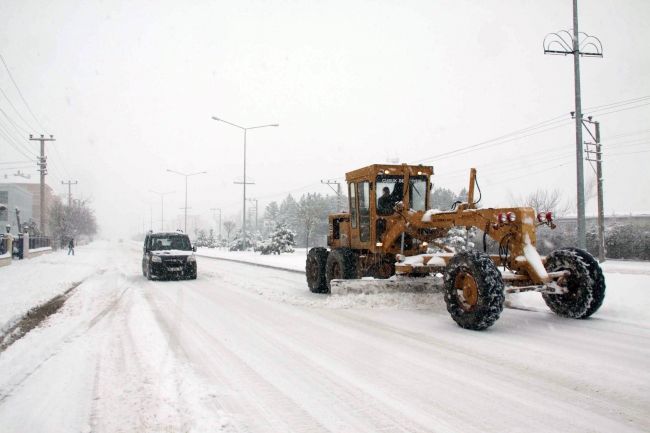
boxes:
[193,245,197,252]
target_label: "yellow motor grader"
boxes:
[306,163,605,330]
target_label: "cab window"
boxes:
[358,181,370,242]
[376,175,404,215]
[349,182,357,229]
[409,176,428,211]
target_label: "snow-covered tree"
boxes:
[228,229,254,251]
[430,187,458,211]
[223,220,237,244]
[279,194,299,230]
[260,222,296,255]
[195,229,207,247]
[264,201,280,225]
[297,193,330,249]
[428,225,477,254]
[49,198,98,250]
[206,228,216,248]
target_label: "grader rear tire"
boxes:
[325,247,357,293]
[306,247,329,293]
[443,251,505,330]
[542,248,604,319]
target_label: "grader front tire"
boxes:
[443,251,505,330]
[542,248,604,319]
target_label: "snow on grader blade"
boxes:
[329,275,444,296]
[306,163,606,331]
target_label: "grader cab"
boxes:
[306,163,605,330]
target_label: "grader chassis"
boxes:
[306,163,606,330]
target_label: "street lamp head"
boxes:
[212,116,220,121]
[272,124,279,127]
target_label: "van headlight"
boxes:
[151,256,162,263]
[187,255,196,262]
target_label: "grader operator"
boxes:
[306,163,605,330]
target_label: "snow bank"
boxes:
[196,247,307,272]
[0,242,106,335]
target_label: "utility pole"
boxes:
[543,1,603,249]
[61,181,77,207]
[29,134,55,235]
[247,198,258,233]
[210,207,222,238]
[583,117,605,262]
[321,180,342,211]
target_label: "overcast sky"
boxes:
[1,0,648,236]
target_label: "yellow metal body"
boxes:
[327,163,550,285]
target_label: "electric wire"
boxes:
[0,53,49,134]
[0,85,38,133]
[584,102,650,118]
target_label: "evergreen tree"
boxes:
[228,229,254,251]
[297,193,330,248]
[430,188,457,210]
[207,228,216,248]
[260,222,297,255]
[279,194,299,231]
[264,201,280,224]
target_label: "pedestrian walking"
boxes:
[68,238,75,256]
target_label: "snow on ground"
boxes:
[1,242,649,432]
[196,247,309,272]
[0,241,113,334]
[0,244,224,432]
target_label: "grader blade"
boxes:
[330,275,444,296]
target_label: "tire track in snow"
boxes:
[0,274,129,407]
[143,280,330,433]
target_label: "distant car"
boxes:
[118,239,123,242]
[142,231,197,280]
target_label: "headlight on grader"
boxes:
[537,212,547,223]
[507,212,516,222]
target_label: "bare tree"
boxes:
[508,188,573,219]
[223,220,236,244]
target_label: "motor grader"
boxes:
[306,163,605,330]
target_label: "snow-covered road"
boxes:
[0,242,649,432]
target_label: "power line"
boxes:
[0,160,31,165]
[0,128,37,159]
[0,85,38,133]
[0,54,48,134]
[0,107,33,136]
[601,128,650,140]
[585,102,650,118]
[412,120,573,164]
[582,95,650,113]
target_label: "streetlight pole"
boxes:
[212,116,278,250]
[166,169,207,233]
[543,1,603,249]
[141,200,155,231]
[210,207,222,238]
[149,190,175,230]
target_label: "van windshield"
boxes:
[150,235,192,251]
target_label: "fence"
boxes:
[0,236,6,255]
[28,236,51,250]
